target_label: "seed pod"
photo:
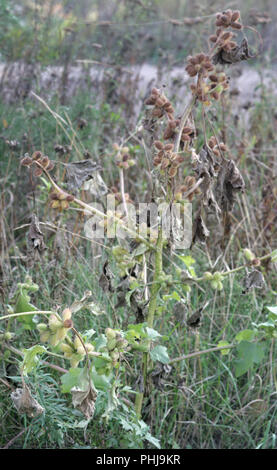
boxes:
[168,167,177,178]
[231,22,242,30]
[46,160,55,171]
[49,314,62,332]
[33,167,43,177]
[186,65,197,77]
[164,143,174,151]
[154,141,164,150]
[152,107,163,118]
[182,126,193,134]
[50,200,60,209]
[166,105,174,114]
[32,151,43,161]
[211,92,220,100]
[169,120,177,129]
[161,158,170,169]
[243,248,255,261]
[145,96,156,105]
[181,134,191,142]
[66,194,74,202]
[60,343,73,354]
[231,10,240,22]
[209,35,217,43]
[41,156,50,167]
[156,97,165,107]
[37,323,48,332]
[63,318,73,328]
[163,127,174,140]
[21,156,33,166]
[60,200,69,210]
[40,331,50,343]
[153,157,162,166]
[106,328,117,340]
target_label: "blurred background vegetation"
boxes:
[0,0,276,66]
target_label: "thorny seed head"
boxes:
[186,53,214,78]
[215,9,242,29]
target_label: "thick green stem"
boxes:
[135,228,163,418]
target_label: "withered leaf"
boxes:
[186,301,210,329]
[192,215,210,245]
[242,269,265,294]
[151,363,172,390]
[212,38,254,65]
[99,261,114,293]
[11,384,44,418]
[71,382,98,419]
[216,159,245,211]
[27,214,45,261]
[193,146,221,215]
[64,160,102,194]
[130,291,148,323]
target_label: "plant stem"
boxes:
[135,228,163,418]
[169,344,235,364]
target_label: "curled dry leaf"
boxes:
[151,363,172,390]
[216,159,245,211]
[64,160,103,195]
[71,382,98,419]
[192,215,210,245]
[186,301,210,328]
[69,290,93,313]
[27,214,45,262]
[11,384,44,418]
[99,261,114,293]
[242,269,265,294]
[213,38,254,65]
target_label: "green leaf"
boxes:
[234,341,265,378]
[91,366,112,391]
[12,277,39,329]
[22,345,47,375]
[179,255,195,267]
[266,306,277,315]
[61,368,84,393]
[150,345,170,364]
[163,291,181,302]
[217,340,232,355]
[235,329,256,343]
[132,244,149,258]
[145,327,162,341]
[145,432,161,449]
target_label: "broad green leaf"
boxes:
[61,368,84,393]
[234,341,265,378]
[150,345,170,364]
[22,345,47,375]
[266,306,277,315]
[217,340,232,355]
[145,327,161,340]
[93,334,107,351]
[91,367,112,391]
[235,329,256,343]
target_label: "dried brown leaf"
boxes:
[71,382,98,419]
[11,385,44,418]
